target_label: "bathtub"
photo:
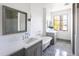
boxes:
[41,37,52,50]
[32,36,52,50]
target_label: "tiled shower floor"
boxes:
[43,40,73,56]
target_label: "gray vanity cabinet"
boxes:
[25,40,42,56]
[10,48,25,56]
[10,40,42,56]
[46,32,56,44]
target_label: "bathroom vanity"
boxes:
[46,28,57,45]
[10,38,42,56]
[25,40,42,56]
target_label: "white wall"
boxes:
[0,3,54,38]
[0,3,49,41]
[30,3,43,36]
[51,4,72,40]
[1,3,30,14]
[51,9,72,40]
[30,3,54,36]
[0,3,72,38]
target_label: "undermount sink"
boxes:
[25,38,37,44]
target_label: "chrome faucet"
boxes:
[25,32,29,38]
[22,32,30,40]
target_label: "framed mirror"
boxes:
[2,6,27,35]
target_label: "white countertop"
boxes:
[0,38,42,56]
[24,39,42,49]
[0,40,24,56]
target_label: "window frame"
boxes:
[53,14,68,31]
[60,14,68,31]
[53,15,61,31]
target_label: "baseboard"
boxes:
[56,38,71,43]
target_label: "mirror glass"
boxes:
[2,6,27,35]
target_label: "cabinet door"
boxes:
[35,41,42,56]
[25,46,35,56]
[25,41,42,56]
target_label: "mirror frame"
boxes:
[2,5,27,35]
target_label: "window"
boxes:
[61,14,68,31]
[53,16,60,31]
[53,14,68,31]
